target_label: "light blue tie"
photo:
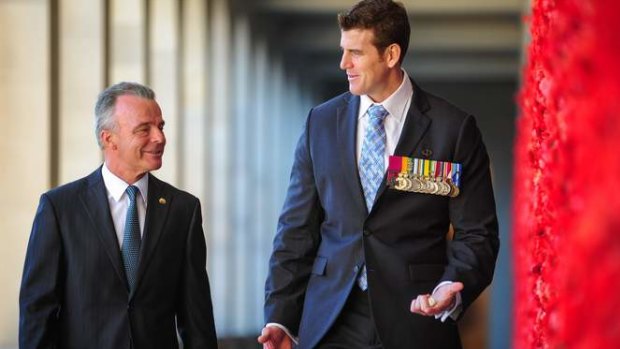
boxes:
[122,185,141,291]
[360,104,388,211]
[358,104,388,290]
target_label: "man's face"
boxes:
[103,95,166,181]
[340,28,392,102]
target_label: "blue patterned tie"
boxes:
[122,185,141,291]
[360,104,388,211]
[358,104,388,290]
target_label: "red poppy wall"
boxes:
[514,0,620,347]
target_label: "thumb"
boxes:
[449,282,464,294]
[257,327,272,343]
[432,282,464,309]
[434,282,464,300]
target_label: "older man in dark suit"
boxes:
[258,1,499,348]
[19,82,218,349]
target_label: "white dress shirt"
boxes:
[101,163,149,247]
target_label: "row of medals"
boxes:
[392,173,460,197]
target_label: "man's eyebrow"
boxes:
[133,122,151,131]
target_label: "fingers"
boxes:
[410,295,421,313]
[410,290,456,315]
[257,327,292,349]
[428,296,437,307]
[420,294,439,314]
[410,282,464,316]
[257,327,277,345]
[410,294,439,315]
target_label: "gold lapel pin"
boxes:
[421,148,433,158]
[158,197,167,205]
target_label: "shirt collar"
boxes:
[101,163,149,205]
[359,69,413,121]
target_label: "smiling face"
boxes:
[101,95,166,183]
[339,28,402,102]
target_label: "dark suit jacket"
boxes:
[19,168,218,349]
[264,82,499,349]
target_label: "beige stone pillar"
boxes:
[180,0,210,201]
[208,0,233,333]
[148,0,180,183]
[58,0,106,184]
[0,1,51,346]
[109,0,147,83]
[250,38,271,328]
[231,14,253,333]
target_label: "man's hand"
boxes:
[410,282,464,316]
[257,326,293,349]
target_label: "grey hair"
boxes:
[94,81,156,148]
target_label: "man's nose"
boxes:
[152,127,166,144]
[340,52,351,70]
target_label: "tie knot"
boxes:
[368,104,388,123]
[126,185,139,201]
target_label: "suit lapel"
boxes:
[372,81,432,206]
[392,91,431,158]
[132,174,171,298]
[337,94,368,214]
[80,168,128,291]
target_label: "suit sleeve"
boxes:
[445,115,500,312]
[264,112,323,336]
[176,200,218,349]
[19,194,63,349]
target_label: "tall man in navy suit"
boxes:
[19,82,218,349]
[258,1,499,348]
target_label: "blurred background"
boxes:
[0,0,525,348]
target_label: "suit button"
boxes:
[363,229,372,236]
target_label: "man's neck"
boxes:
[368,68,405,103]
[104,161,146,185]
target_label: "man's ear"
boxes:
[385,43,401,68]
[101,130,116,150]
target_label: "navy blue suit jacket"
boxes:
[19,168,218,349]
[264,82,499,349]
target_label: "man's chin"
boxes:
[144,158,163,171]
[150,161,163,171]
[348,84,363,96]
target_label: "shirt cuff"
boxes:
[266,323,299,345]
[432,281,463,322]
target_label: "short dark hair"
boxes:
[338,0,410,64]
[94,82,156,148]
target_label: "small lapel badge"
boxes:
[421,148,433,158]
[158,197,167,205]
